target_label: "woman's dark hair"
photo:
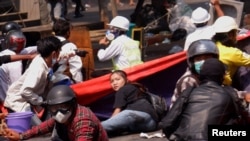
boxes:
[37,36,62,57]
[131,82,148,97]
[110,70,128,82]
[110,70,147,97]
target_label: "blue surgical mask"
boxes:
[194,60,205,74]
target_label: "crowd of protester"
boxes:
[0,0,250,140]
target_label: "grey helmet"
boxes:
[187,39,219,72]
[1,21,21,36]
[47,85,76,106]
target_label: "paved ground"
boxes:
[19,130,167,141]
[0,130,168,141]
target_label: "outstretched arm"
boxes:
[210,0,224,17]
[10,54,37,62]
[0,54,36,65]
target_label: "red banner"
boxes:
[71,51,187,105]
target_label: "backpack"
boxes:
[130,83,169,121]
[145,91,169,121]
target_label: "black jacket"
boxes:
[162,81,237,141]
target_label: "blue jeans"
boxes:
[101,110,157,135]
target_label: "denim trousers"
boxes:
[101,110,157,134]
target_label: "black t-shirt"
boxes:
[113,83,158,121]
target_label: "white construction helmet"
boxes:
[213,16,239,33]
[191,7,210,24]
[107,16,130,31]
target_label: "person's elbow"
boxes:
[97,50,108,61]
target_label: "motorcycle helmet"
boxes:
[47,85,76,106]
[4,30,26,53]
[1,21,21,36]
[187,39,219,73]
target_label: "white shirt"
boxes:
[0,49,22,102]
[20,46,38,55]
[4,55,49,112]
[97,35,142,70]
[184,25,215,51]
[53,36,83,83]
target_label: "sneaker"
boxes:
[85,4,91,8]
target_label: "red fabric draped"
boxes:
[71,51,187,105]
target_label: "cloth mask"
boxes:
[194,60,205,74]
[53,111,72,123]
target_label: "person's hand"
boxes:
[0,113,7,119]
[3,128,20,141]
[58,50,76,60]
[33,105,45,119]
[29,53,38,60]
[244,93,250,102]
[99,37,110,46]
[210,0,220,6]
[0,114,8,136]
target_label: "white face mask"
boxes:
[53,111,72,123]
[106,30,115,41]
